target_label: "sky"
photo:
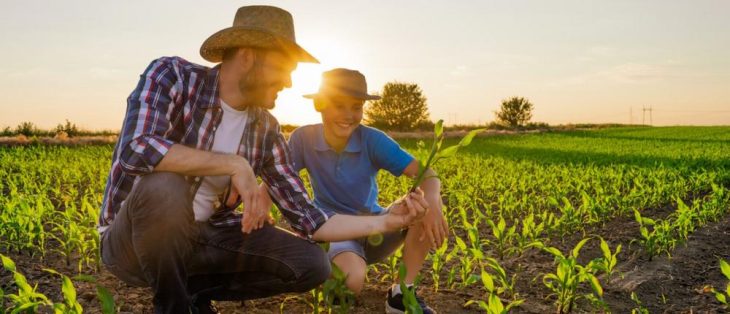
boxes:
[1,0,729,131]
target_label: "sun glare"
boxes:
[272,63,324,127]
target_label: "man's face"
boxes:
[318,95,365,141]
[238,50,297,109]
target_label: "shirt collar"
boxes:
[315,125,362,153]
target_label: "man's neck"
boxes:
[218,63,248,110]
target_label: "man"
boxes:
[99,6,428,313]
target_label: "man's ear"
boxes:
[238,48,256,72]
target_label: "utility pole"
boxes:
[649,105,653,125]
[642,106,653,125]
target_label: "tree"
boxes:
[364,82,431,131]
[494,96,534,128]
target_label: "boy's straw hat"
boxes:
[200,5,318,63]
[304,68,381,100]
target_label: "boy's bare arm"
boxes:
[402,159,448,248]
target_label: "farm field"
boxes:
[2,126,730,313]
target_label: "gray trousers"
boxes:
[100,172,330,314]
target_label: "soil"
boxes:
[2,208,729,313]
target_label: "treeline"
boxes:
[1,120,117,138]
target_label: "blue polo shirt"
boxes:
[288,124,414,216]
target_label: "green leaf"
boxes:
[458,128,484,147]
[0,254,16,272]
[434,120,444,138]
[437,145,459,159]
[481,269,495,292]
[588,274,603,297]
[488,293,505,313]
[716,292,727,305]
[572,238,591,258]
[720,259,730,280]
[61,275,77,306]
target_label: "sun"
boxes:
[271,63,324,126]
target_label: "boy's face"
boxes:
[318,95,365,141]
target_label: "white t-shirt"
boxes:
[192,101,247,221]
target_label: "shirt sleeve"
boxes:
[117,58,179,176]
[262,124,330,240]
[286,128,305,173]
[371,130,415,176]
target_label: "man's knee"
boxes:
[296,245,331,291]
[129,172,191,213]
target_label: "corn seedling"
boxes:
[535,238,604,314]
[321,264,355,313]
[630,292,649,314]
[398,263,423,314]
[0,254,52,313]
[43,268,83,314]
[595,237,621,283]
[486,216,517,260]
[409,119,483,191]
[711,259,730,307]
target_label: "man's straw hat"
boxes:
[200,5,318,63]
[304,68,381,101]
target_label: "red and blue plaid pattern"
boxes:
[100,57,329,239]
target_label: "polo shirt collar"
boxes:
[315,125,362,153]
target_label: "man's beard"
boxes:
[238,61,279,110]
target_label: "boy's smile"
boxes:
[318,95,365,152]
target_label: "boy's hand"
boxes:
[241,184,275,234]
[419,206,448,249]
[385,189,429,230]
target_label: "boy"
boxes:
[285,68,447,313]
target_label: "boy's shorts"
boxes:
[328,229,408,264]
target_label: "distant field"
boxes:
[1,127,729,313]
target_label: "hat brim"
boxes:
[200,27,318,63]
[303,92,381,101]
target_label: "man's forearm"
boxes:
[311,214,390,242]
[154,144,246,177]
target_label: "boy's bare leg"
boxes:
[401,223,430,284]
[332,252,368,294]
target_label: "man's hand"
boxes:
[385,189,429,231]
[224,157,274,233]
[240,184,275,234]
[418,204,448,249]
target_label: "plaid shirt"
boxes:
[100,56,330,239]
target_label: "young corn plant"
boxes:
[409,119,483,191]
[534,238,604,314]
[321,264,356,313]
[482,257,518,298]
[43,268,83,314]
[595,237,621,284]
[486,216,517,260]
[711,259,730,307]
[73,274,117,314]
[398,263,423,314]
[630,292,649,314]
[430,240,449,292]
[631,209,675,261]
[515,213,545,256]
[0,254,52,313]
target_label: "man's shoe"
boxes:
[385,286,436,314]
